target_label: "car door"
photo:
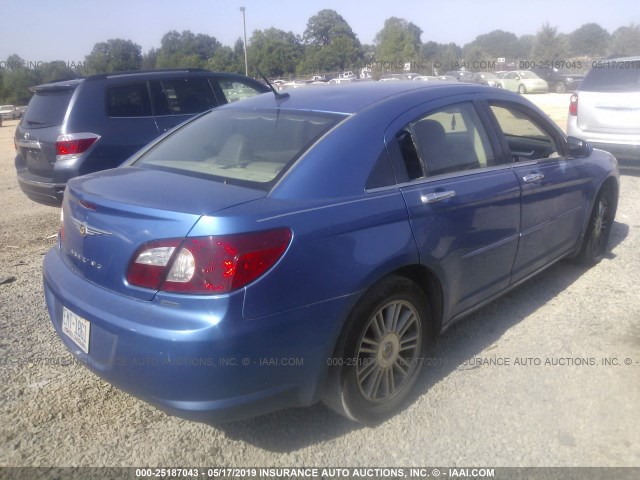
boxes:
[388,97,521,322]
[501,72,517,91]
[482,98,590,284]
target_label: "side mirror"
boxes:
[567,136,593,158]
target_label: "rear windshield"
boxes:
[134,108,345,188]
[580,66,640,92]
[22,89,74,128]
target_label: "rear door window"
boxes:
[106,83,152,117]
[22,89,74,128]
[150,77,218,116]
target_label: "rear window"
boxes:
[580,66,640,92]
[134,109,344,188]
[22,89,73,128]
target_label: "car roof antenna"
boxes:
[255,66,290,100]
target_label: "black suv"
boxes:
[528,67,584,93]
[15,69,269,206]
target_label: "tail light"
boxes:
[569,94,578,116]
[56,133,100,161]
[127,229,292,294]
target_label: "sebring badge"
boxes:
[72,218,112,238]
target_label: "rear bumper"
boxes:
[43,247,352,422]
[16,174,65,206]
[567,117,640,162]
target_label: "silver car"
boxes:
[567,57,640,166]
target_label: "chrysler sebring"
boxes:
[43,82,619,424]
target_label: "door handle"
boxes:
[421,191,456,204]
[522,173,544,183]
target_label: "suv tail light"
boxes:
[127,229,292,294]
[56,133,100,161]
[569,94,578,116]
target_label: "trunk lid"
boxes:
[577,91,640,134]
[61,167,266,300]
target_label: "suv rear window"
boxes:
[135,109,344,187]
[22,89,74,128]
[580,66,640,92]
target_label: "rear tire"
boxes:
[575,187,616,265]
[323,276,430,424]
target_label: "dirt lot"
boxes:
[0,94,639,469]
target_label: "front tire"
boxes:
[555,82,566,93]
[576,187,616,265]
[518,84,527,94]
[323,276,430,424]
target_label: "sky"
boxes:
[0,0,637,63]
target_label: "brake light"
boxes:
[126,229,292,294]
[56,133,100,161]
[569,94,578,116]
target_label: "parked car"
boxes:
[0,104,19,120]
[15,106,27,118]
[567,56,640,162]
[379,73,421,82]
[529,67,584,93]
[14,69,269,206]
[340,71,357,80]
[444,70,475,82]
[470,72,500,87]
[498,71,549,93]
[44,82,619,424]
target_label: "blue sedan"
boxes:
[43,82,619,424]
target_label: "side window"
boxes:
[106,83,151,117]
[152,78,217,116]
[216,78,263,103]
[411,102,495,176]
[366,149,397,189]
[489,104,560,161]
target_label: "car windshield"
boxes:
[580,66,640,92]
[134,108,345,188]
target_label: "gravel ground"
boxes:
[0,94,639,469]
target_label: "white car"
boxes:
[0,105,19,120]
[498,71,548,94]
[567,56,640,166]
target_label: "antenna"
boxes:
[255,66,290,100]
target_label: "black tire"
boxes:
[518,84,527,94]
[323,276,430,424]
[555,82,566,93]
[575,187,616,265]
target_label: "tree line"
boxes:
[1,9,639,104]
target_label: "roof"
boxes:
[224,81,486,115]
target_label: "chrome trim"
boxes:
[421,190,456,204]
[522,173,544,183]
[71,218,112,237]
[16,139,42,149]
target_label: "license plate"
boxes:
[62,307,90,353]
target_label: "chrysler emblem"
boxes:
[72,218,112,238]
